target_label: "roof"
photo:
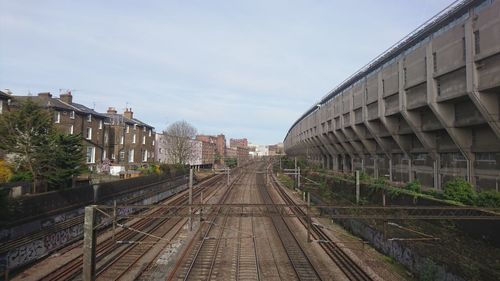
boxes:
[105,113,154,129]
[0,90,12,100]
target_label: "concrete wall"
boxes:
[0,175,187,274]
[284,0,500,191]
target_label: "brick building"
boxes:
[10,92,109,169]
[196,134,226,164]
[230,138,248,148]
[105,107,155,168]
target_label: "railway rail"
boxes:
[268,163,375,281]
[36,171,230,281]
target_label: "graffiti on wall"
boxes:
[6,224,83,269]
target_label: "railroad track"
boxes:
[268,164,374,281]
[256,170,321,281]
[173,171,246,280]
[37,172,229,281]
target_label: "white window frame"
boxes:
[120,135,124,144]
[86,127,92,140]
[87,114,92,123]
[55,112,60,123]
[132,134,136,144]
[126,125,130,133]
[86,146,95,164]
[128,149,134,163]
[99,120,103,129]
[149,129,152,137]
[142,150,148,162]
[69,125,74,135]
[143,126,146,132]
[102,150,107,160]
[70,111,75,119]
[134,124,137,130]
[0,101,3,113]
[142,135,146,144]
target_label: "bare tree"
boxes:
[163,120,197,165]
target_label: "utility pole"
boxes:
[83,205,97,281]
[189,168,193,231]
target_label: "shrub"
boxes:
[475,191,500,208]
[9,170,33,182]
[0,160,13,183]
[443,177,476,205]
[406,180,421,193]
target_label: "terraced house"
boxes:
[11,92,109,170]
[284,0,500,191]
[105,107,155,168]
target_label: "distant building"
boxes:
[196,134,226,164]
[201,141,216,167]
[268,143,284,156]
[155,134,203,167]
[105,107,155,168]
[248,144,268,157]
[0,90,12,114]
[230,138,248,148]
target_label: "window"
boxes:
[474,30,480,54]
[143,126,146,132]
[102,150,107,160]
[142,150,148,162]
[104,132,108,144]
[87,114,92,123]
[69,125,74,135]
[99,120,103,129]
[120,135,124,145]
[133,124,137,130]
[432,52,437,72]
[462,37,466,61]
[132,134,136,144]
[86,127,92,140]
[142,135,146,144]
[111,153,115,160]
[149,129,152,137]
[152,140,155,146]
[119,151,125,161]
[126,125,130,133]
[86,146,95,163]
[70,111,75,119]
[54,112,60,123]
[476,152,496,162]
[0,101,3,113]
[128,149,134,162]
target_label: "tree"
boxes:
[45,132,85,190]
[163,120,197,165]
[0,99,85,192]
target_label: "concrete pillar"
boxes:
[83,205,97,281]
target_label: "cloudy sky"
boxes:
[0,0,454,144]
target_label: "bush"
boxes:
[475,191,500,208]
[0,160,13,183]
[9,170,33,182]
[443,177,476,205]
[406,180,421,193]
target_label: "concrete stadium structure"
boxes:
[284,0,500,191]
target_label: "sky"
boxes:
[0,0,455,145]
